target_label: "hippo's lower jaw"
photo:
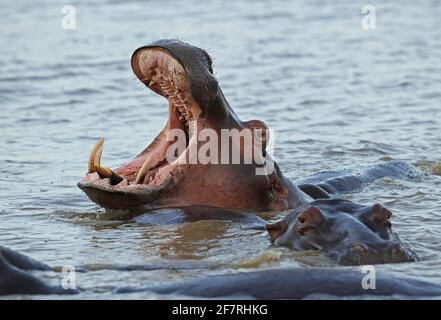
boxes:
[77,177,178,211]
[78,40,303,212]
[331,241,419,266]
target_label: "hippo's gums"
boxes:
[1,246,439,298]
[266,199,418,265]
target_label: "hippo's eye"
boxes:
[298,217,306,224]
[254,130,264,140]
[253,128,268,147]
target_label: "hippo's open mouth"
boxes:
[78,46,205,209]
[116,47,203,185]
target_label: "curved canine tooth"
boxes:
[95,165,124,186]
[135,156,152,184]
[88,138,104,173]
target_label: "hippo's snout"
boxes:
[337,241,419,266]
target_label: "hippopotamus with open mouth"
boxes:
[78,39,307,212]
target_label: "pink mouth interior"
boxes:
[85,48,202,188]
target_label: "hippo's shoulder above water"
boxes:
[298,160,422,199]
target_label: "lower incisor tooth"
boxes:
[135,156,151,184]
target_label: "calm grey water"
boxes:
[1,0,441,299]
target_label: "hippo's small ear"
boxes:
[266,221,285,241]
[298,207,324,225]
[371,203,392,224]
[296,207,325,235]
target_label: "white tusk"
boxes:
[135,156,152,184]
[88,138,104,173]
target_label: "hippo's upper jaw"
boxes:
[78,40,304,212]
[266,199,419,265]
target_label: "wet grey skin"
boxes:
[297,160,421,199]
[0,246,78,295]
[115,268,441,299]
[1,246,440,299]
[266,199,419,266]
